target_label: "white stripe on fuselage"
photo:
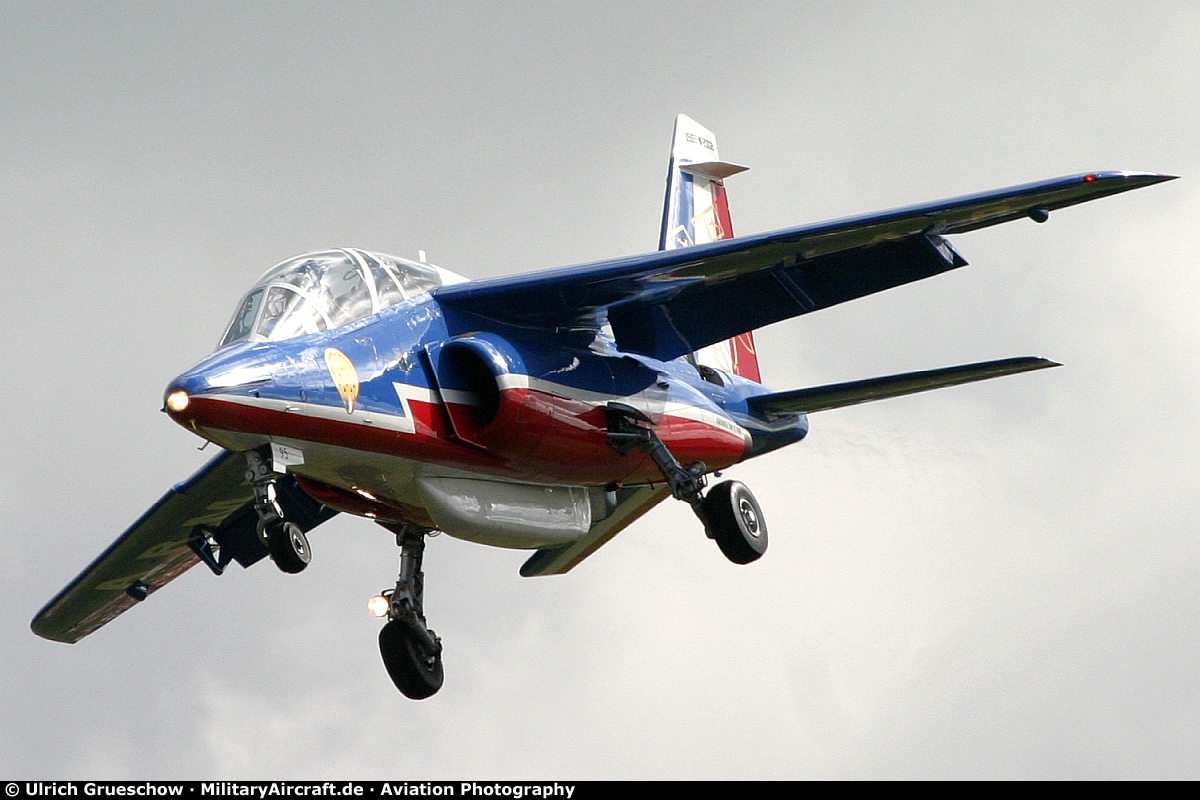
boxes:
[200,371,751,445]
[496,373,751,443]
[202,391,423,435]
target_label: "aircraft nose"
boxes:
[162,348,276,426]
[162,369,214,426]
[161,369,211,412]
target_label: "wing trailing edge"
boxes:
[747,356,1060,418]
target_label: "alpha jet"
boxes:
[32,116,1173,699]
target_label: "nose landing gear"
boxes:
[263,521,311,573]
[245,449,313,574]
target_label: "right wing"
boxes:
[31,449,336,644]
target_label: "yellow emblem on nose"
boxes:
[324,348,360,414]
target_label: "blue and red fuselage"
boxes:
[164,290,808,528]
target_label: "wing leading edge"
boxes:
[436,172,1174,362]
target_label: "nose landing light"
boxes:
[166,390,190,413]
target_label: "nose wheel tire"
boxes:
[379,619,445,700]
[702,480,768,564]
[264,521,311,574]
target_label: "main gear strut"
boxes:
[606,401,710,521]
[606,400,768,564]
[373,522,444,699]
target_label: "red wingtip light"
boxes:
[1083,174,1097,182]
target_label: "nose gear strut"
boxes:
[245,448,283,527]
[244,448,312,573]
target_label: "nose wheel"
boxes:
[261,521,311,574]
[246,448,313,573]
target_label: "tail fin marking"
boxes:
[659,114,759,382]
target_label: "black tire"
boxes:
[379,619,445,700]
[702,480,768,564]
[266,521,311,574]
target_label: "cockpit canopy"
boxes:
[219,249,462,349]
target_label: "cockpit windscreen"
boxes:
[218,249,451,349]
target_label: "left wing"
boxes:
[32,450,335,644]
[436,172,1173,362]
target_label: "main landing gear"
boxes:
[245,448,443,699]
[370,523,444,700]
[245,449,312,573]
[606,402,768,564]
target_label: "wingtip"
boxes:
[30,616,76,644]
[1095,171,1179,185]
[1016,356,1061,371]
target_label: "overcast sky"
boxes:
[3,2,1199,779]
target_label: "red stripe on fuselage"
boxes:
[178,385,747,487]
[469,386,747,482]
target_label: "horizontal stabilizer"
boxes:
[747,356,1060,418]
[678,160,749,180]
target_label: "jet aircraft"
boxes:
[32,115,1174,699]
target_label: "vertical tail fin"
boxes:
[659,114,761,383]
